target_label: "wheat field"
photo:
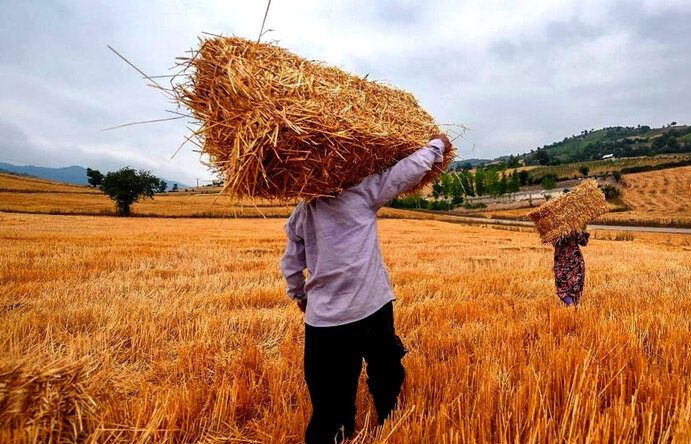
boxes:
[0,174,452,221]
[462,167,691,227]
[1,212,690,443]
[1,169,690,226]
[0,174,291,218]
[606,166,691,225]
[0,173,98,193]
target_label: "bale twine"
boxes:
[174,36,455,200]
[528,180,608,243]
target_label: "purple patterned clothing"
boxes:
[553,231,590,305]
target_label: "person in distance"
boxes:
[553,229,590,306]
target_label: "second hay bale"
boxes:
[528,180,609,243]
[174,36,455,200]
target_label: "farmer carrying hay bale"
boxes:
[175,36,456,442]
[528,180,608,306]
[174,36,455,199]
[280,134,452,443]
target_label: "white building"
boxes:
[602,154,616,161]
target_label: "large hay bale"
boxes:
[174,36,455,200]
[528,180,608,243]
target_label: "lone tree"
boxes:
[86,168,104,187]
[157,180,167,193]
[99,167,161,216]
[579,165,590,177]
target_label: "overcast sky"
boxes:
[1,0,689,184]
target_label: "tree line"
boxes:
[434,168,523,199]
[390,166,526,210]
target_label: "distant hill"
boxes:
[0,163,190,191]
[0,163,90,185]
[449,158,492,170]
[518,124,691,166]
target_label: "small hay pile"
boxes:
[528,180,608,243]
[174,36,454,199]
[0,359,101,441]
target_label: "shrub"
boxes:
[427,200,454,211]
[388,194,427,209]
[601,184,621,200]
[388,195,457,211]
[463,202,487,210]
[541,176,557,190]
[621,159,691,174]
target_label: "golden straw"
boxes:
[528,180,609,243]
[173,36,455,200]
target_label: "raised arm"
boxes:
[279,214,307,303]
[352,136,449,209]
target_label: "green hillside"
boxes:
[520,124,691,166]
[525,153,691,184]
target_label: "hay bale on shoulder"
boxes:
[174,36,455,200]
[528,180,608,243]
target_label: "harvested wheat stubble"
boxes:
[0,359,102,442]
[174,36,455,200]
[528,180,608,244]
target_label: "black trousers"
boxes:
[304,302,406,444]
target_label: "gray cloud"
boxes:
[1,0,689,176]
[353,1,427,27]
[489,40,518,61]
[0,119,176,175]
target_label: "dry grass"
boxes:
[0,174,293,217]
[604,166,691,226]
[0,190,416,220]
[524,153,691,183]
[0,173,97,193]
[174,36,453,199]
[0,175,449,220]
[1,167,690,229]
[1,213,690,443]
[467,167,691,227]
[0,191,293,218]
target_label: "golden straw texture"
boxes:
[528,180,609,243]
[0,359,102,442]
[174,36,455,199]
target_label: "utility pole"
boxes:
[196,178,199,188]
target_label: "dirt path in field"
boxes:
[428,213,691,234]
